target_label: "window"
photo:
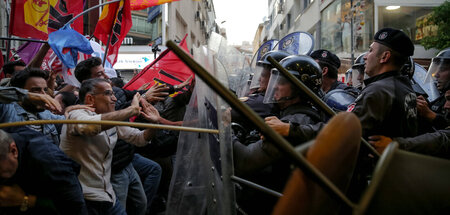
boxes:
[320,0,374,54]
[378,6,434,44]
[130,15,152,35]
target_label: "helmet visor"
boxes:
[351,66,368,90]
[425,58,450,91]
[263,69,296,104]
[248,64,272,94]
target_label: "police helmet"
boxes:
[257,50,291,67]
[400,57,415,80]
[352,52,366,69]
[426,47,450,91]
[323,89,357,112]
[263,55,322,103]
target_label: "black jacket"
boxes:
[1,127,87,215]
[350,71,418,138]
[233,102,324,175]
[395,128,450,159]
[329,80,360,96]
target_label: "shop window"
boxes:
[378,6,435,44]
[320,0,373,54]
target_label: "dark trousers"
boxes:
[85,199,127,215]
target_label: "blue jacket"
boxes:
[1,127,87,214]
[0,102,64,145]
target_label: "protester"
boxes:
[0,128,87,214]
[0,61,26,87]
[0,68,65,145]
[60,78,160,214]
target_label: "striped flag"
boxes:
[130,0,179,10]
[94,0,132,66]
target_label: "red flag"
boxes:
[123,34,194,96]
[94,0,132,66]
[10,0,83,40]
[130,0,179,11]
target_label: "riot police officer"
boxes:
[233,55,326,214]
[348,27,418,138]
[351,52,368,91]
[234,55,325,173]
[416,48,450,131]
[231,51,290,143]
[310,49,359,96]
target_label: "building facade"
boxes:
[258,0,446,67]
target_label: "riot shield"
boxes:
[166,44,234,215]
[412,63,440,103]
[277,31,315,55]
[208,32,251,98]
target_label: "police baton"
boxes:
[166,40,355,209]
[267,56,380,158]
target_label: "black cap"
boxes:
[374,28,414,57]
[310,49,341,69]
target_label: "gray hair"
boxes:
[0,129,13,159]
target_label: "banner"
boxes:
[130,0,179,11]
[10,0,83,40]
[123,34,193,95]
[256,39,278,62]
[94,0,132,66]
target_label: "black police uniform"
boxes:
[394,128,450,159]
[329,80,360,96]
[349,71,418,138]
[430,95,449,129]
[233,101,324,215]
[231,92,275,124]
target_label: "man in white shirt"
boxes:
[60,78,159,215]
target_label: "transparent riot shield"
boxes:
[208,32,252,98]
[166,44,234,215]
[412,63,440,103]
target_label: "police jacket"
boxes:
[349,71,418,138]
[231,92,275,126]
[233,102,324,175]
[329,80,360,96]
[394,128,450,159]
[2,127,87,214]
[112,86,146,111]
[429,95,449,130]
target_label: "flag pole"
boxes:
[0,37,48,43]
[102,27,114,67]
[5,0,11,62]
[63,0,121,29]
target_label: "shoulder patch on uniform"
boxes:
[347,103,356,112]
[239,97,249,102]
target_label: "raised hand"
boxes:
[27,92,62,113]
[144,84,169,103]
[138,82,151,91]
[139,98,160,123]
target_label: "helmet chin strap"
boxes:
[276,95,296,102]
